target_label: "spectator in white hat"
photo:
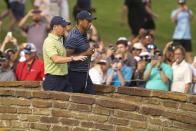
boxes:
[89,59,109,84]
[131,42,144,58]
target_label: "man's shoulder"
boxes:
[35,59,44,64]
[16,61,26,69]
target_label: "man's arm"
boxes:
[171,8,183,23]
[66,47,94,57]
[117,70,126,86]
[184,83,191,93]
[18,10,33,29]
[145,6,158,19]
[106,70,114,85]
[50,54,87,64]
[120,5,128,26]
[160,69,169,83]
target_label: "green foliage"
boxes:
[0,0,196,55]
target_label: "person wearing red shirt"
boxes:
[16,43,44,81]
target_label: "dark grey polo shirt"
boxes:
[64,27,90,72]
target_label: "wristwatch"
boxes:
[158,67,162,72]
[71,56,74,62]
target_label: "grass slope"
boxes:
[0,0,195,55]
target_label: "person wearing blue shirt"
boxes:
[106,51,133,86]
[143,50,173,91]
[171,0,194,63]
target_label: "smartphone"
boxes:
[152,55,158,60]
[7,32,12,38]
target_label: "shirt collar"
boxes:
[75,26,87,37]
[49,33,62,41]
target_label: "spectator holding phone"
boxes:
[171,0,194,63]
[143,49,173,91]
[106,51,133,86]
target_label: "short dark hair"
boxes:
[116,40,128,47]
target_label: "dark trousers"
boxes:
[43,74,72,92]
[68,71,95,95]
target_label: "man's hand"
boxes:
[27,9,33,17]
[3,35,10,44]
[117,62,122,70]
[137,61,146,72]
[183,5,188,11]
[112,63,118,70]
[73,56,87,61]
[150,59,157,67]
[9,37,18,46]
[17,43,27,51]
[85,47,95,56]
[120,19,125,26]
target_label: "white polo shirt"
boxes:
[171,60,192,93]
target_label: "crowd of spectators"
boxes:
[0,0,195,95]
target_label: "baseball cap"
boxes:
[117,37,128,42]
[23,43,36,54]
[50,16,71,28]
[97,59,107,65]
[139,52,151,60]
[76,10,96,21]
[5,48,15,54]
[133,42,144,50]
[145,43,157,52]
[178,0,185,4]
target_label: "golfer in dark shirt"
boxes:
[64,10,96,94]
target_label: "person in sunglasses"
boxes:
[143,49,173,91]
[106,51,133,86]
[133,52,151,88]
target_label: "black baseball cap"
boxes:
[76,10,96,21]
[50,16,71,28]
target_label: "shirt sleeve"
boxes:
[184,64,192,84]
[106,68,112,78]
[89,68,102,84]
[163,64,173,81]
[171,10,177,19]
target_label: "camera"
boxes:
[0,58,6,62]
[112,58,120,64]
[93,42,99,48]
[151,55,158,60]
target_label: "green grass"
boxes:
[0,0,196,55]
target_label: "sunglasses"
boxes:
[115,57,123,60]
[140,55,150,60]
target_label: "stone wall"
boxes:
[0,82,196,131]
